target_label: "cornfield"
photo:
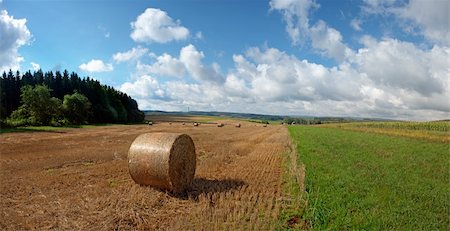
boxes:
[348,121,449,132]
[321,121,450,143]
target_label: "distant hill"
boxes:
[143,110,395,123]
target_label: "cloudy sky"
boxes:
[1,0,449,120]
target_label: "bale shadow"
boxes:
[171,177,246,200]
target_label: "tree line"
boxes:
[283,117,323,125]
[0,69,144,127]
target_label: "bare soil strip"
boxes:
[1,122,291,230]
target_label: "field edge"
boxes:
[277,131,309,230]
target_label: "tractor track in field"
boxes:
[1,120,292,230]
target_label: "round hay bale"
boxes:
[263,124,267,127]
[235,123,241,128]
[217,123,224,127]
[128,133,196,193]
[193,122,199,126]
[148,121,153,126]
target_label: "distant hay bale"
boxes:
[217,123,224,127]
[263,124,267,127]
[193,122,199,126]
[235,123,241,128]
[148,121,153,126]
[128,133,196,193]
[182,122,185,125]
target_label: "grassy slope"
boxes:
[288,126,448,230]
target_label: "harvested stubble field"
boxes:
[0,119,294,230]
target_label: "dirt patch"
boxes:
[1,122,291,230]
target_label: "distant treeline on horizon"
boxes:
[144,110,393,124]
[0,69,144,124]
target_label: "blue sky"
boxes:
[1,0,449,120]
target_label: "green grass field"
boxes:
[288,125,449,230]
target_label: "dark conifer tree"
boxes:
[34,69,44,85]
[54,71,63,99]
[0,69,144,124]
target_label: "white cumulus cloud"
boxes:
[180,44,225,84]
[79,59,113,72]
[350,18,362,31]
[121,42,449,121]
[135,44,223,82]
[0,10,31,72]
[130,8,189,43]
[270,0,352,62]
[137,53,186,78]
[235,44,449,120]
[396,0,450,46]
[237,47,362,102]
[30,62,40,71]
[119,75,165,100]
[360,0,450,46]
[354,38,446,96]
[309,20,354,62]
[269,0,319,45]
[117,1,449,121]
[361,0,397,14]
[113,47,148,63]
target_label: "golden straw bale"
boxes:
[128,133,196,193]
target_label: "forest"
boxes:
[0,69,144,127]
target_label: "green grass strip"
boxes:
[288,126,448,230]
[277,150,308,230]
